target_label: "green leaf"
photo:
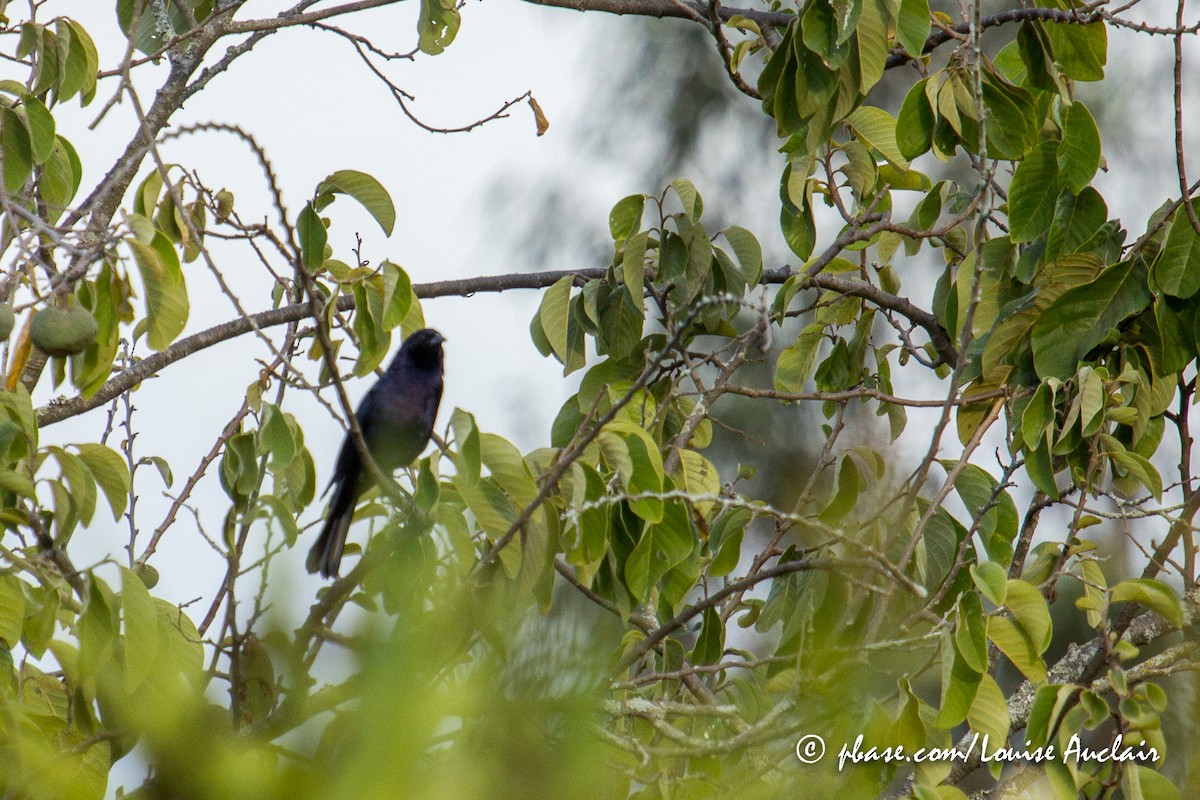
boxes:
[720,226,763,287]
[954,592,988,673]
[609,194,645,241]
[259,404,297,469]
[1021,381,1056,450]
[1015,21,1057,91]
[0,468,35,499]
[127,232,189,351]
[967,673,1011,745]
[28,24,59,98]
[296,201,327,273]
[621,230,648,304]
[1024,436,1059,498]
[417,0,461,54]
[1110,578,1182,628]
[316,170,396,236]
[75,443,130,520]
[537,275,573,368]
[351,282,390,376]
[1102,433,1163,500]
[832,0,863,43]
[692,607,725,665]
[54,19,89,102]
[1004,578,1052,652]
[803,0,851,69]
[1058,102,1101,193]
[981,71,1039,160]
[65,20,99,104]
[671,179,703,221]
[479,433,538,506]
[153,598,203,683]
[605,421,665,523]
[120,566,160,692]
[1124,766,1181,800]
[856,0,889,92]
[819,450,869,524]
[988,616,1047,683]
[1008,140,1061,242]
[897,78,935,160]
[21,95,55,164]
[0,106,33,194]
[774,323,824,392]
[1156,200,1200,299]
[970,561,1007,605]
[757,25,796,122]
[1045,187,1107,260]
[380,260,413,330]
[38,136,82,221]
[711,526,743,577]
[896,0,931,58]
[0,575,24,647]
[1031,259,1152,379]
[676,450,720,515]
[845,106,910,170]
[878,163,931,192]
[1044,17,1107,82]
[936,638,982,729]
[781,171,816,259]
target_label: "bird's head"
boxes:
[395,328,446,371]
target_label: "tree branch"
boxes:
[37,262,952,426]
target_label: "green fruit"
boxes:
[0,304,13,342]
[134,562,160,589]
[30,306,98,357]
[215,189,235,221]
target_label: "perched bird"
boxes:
[307,328,445,578]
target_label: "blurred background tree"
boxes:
[0,1,1199,799]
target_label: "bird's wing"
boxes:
[321,385,380,497]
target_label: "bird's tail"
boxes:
[307,478,356,578]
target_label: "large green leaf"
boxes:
[316,170,396,236]
[846,106,910,170]
[1043,16,1107,81]
[127,231,189,351]
[775,323,825,392]
[0,107,33,194]
[21,95,55,164]
[981,71,1039,160]
[1031,259,1151,379]
[296,201,327,273]
[609,194,645,242]
[1007,140,1060,242]
[536,275,573,368]
[896,78,935,160]
[120,566,160,692]
[1058,102,1101,193]
[0,575,24,647]
[75,443,130,520]
[800,0,846,69]
[1155,200,1200,299]
[895,0,931,58]
[988,616,1046,682]
[1045,187,1107,260]
[855,0,889,92]
[417,0,460,54]
[1110,578,1182,627]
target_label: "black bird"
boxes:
[307,328,445,578]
